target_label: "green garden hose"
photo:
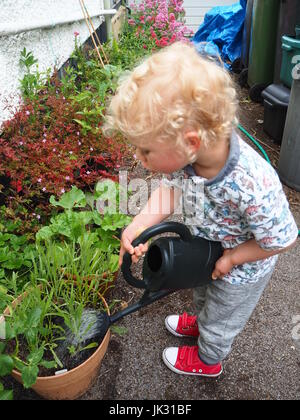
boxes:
[238,124,271,165]
[238,124,300,237]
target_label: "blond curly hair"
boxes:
[104,42,238,158]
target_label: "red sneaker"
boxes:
[165,313,199,337]
[162,346,223,377]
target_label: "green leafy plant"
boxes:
[0,234,116,393]
[2,286,58,389]
[0,232,36,274]
[0,206,38,295]
[0,342,14,400]
[70,63,123,135]
[36,184,131,273]
[19,48,50,100]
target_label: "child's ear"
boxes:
[184,131,202,151]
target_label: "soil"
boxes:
[4,314,106,377]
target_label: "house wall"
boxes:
[183,0,236,34]
[0,0,108,127]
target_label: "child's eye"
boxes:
[141,149,150,156]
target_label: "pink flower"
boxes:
[169,13,175,22]
[74,31,79,36]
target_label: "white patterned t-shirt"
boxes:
[162,131,298,285]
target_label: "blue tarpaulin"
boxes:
[192,0,247,69]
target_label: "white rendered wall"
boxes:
[0,0,106,127]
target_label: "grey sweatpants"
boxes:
[193,269,274,365]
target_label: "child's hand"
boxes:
[119,224,149,267]
[212,249,235,280]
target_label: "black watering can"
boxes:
[94,222,223,339]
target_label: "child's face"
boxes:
[135,141,189,174]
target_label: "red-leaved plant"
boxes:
[0,74,126,202]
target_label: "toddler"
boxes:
[104,42,298,377]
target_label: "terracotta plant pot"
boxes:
[1,291,111,400]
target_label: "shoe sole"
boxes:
[162,349,223,378]
[164,318,199,338]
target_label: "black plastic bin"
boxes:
[261,84,291,144]
[274,0,300,84]
[238,0,254,87]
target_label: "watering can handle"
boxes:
[121,222,193,289]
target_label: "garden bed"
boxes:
[0,0,193,400]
